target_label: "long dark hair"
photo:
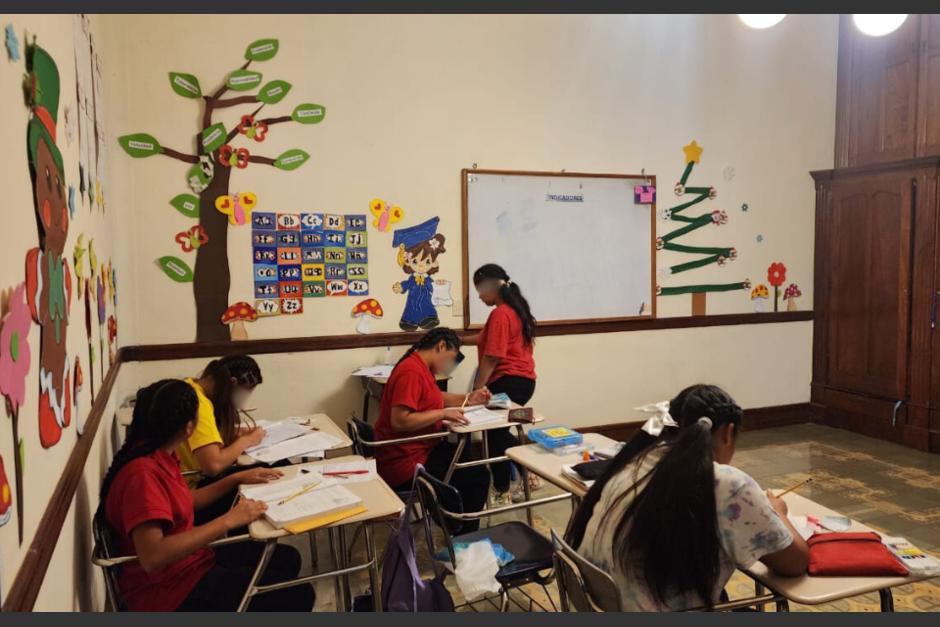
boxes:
[200,354,262,445]
[566,384,743,608]
[397,327,461,366]
[98,380,199,519]
[473,264,536,345]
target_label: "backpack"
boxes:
[381,468,455,612]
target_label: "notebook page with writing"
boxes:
[462,405,506,426]
[244,421,310,454]
[265,484,363,528]
[248,431,342,464]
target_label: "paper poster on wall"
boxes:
[25,43,72,450]
[352,298,383,334]
[0,283,31,543]
[392,217,446,331]
[431,279,454,308]
[251,212,369,316]
[369,198,404,232]
[216,192,257,226]
[72,13,106,211]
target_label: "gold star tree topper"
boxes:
[683,140,703,164]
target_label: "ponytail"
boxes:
[566,384,742,609]
[398,327,461,365]
[473,263,537,345]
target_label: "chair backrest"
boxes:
[414,469,467,566]
[551,529,622,612]
[92,513,127,612]
[347,416,374,457]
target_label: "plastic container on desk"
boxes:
[528,426,587,455]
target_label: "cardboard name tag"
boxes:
[508,407,535,423]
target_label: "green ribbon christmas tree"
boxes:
[657,140,750,298]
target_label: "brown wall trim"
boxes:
[580,403,818,442]
[2,352,124,612]
[811,156,940,182]
[123,310,813,362]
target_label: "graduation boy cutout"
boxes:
[392,217,447,331]
[25,42,73,448]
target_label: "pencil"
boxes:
[776,477,812,498]
[460,393,470,409]
[277,482,319,506]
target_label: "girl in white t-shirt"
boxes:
[566,384,809,611]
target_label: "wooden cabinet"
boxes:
[916,15,940,156]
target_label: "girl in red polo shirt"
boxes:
[374,327,491,531]
[472,264,539,504]
[99,379,315,611]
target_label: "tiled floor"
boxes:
[294,424,940,612]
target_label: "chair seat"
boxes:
[454,521,554,584]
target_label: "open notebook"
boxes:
[239,472,364,530]
[243,421,309,455]
[247,431,342,464]
[461,405,505,426]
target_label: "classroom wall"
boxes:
[0,14,126,609]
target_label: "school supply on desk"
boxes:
[264,484,363,529]
[243,420,309,454]
[570,459,610,480]
[883,537,940,576]
[807,532,909,577]
[595,441,625,459]
[561,464,596,489]
[316,459,378,483]
[238,472,331,502]
[777,477,813,498]
[461,405,505,426]
[460,393,470,409]
[529,426,584,454]
[248,430,343,464]
[352,364,395,378]
[487,393,512,410]
[507,406,535,423]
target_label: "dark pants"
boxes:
[177,542,315,611]
[394,440,489,533]
[485,376,536,492]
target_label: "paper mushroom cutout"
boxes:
[750,283,770,313]
[783,283,802,311]
[221,302,258,340]
[352,299,383,334]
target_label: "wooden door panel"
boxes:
[917,15,940,155]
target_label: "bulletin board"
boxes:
[462,169,656,327]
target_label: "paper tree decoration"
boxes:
[656,141,749,315]
[118,38,326,341]
[767,262,787,312]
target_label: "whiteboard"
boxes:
[464,170,655,326]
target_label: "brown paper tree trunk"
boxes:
[194,166,234,341]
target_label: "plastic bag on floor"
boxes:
[454,540,502,601]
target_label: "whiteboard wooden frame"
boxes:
[461,168,657,330]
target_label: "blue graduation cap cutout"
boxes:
[392,217,440,250]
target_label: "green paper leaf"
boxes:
[226,69,263,91]
[292,103,326,125]
[117,133,161,158]
[273,149,310,171]
[168,72,202,98]
[245,38,279,61]
[201,123,226,153]
[258,80,292,105]
[169,194,200,218]
[157,256,194,283]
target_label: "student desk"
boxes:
[745,492,936,612]
[505,432,618,500]
[246,455,404,612]
[358,372,450,421]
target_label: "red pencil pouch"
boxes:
[807,532,909,577]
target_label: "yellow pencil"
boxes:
[277,482,319,506]
[776,477,812,498]
[460,393,470,409]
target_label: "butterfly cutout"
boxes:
[215,192,258,226]
[175,225,209,252]
[219,144,250,169]
[238,115,268,142]
[369,198,405,232]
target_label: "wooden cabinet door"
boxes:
[838,15,920,167]
[916,15,940,156]
[824,172,914,399]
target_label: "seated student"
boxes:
[566,384,809,611]
[100,379,315,612]
[374,327,491,531]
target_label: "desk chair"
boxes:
[91,513,251,611]
[550,529,621,612]
[414,469,570,612]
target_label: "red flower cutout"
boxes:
[252,121,268,142]
[767,262,787,287]
[235,148,250,168]
[238,115,254,135]
[219,144,234,167]
[174,225,209,253]
[108,315,118,342]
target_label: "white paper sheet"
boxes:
[462,405,506,426]
[318,459,377,484]
[244,421,310,454]
[264,484,362,528]
[248,431,342,464]
[239,473,336,502]
[351,364,395,378]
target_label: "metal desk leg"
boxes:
[365,522,382,612]
[237,540,276,612]
[775,599,790,612]
[328,527,346,611]
[339,525,352,608]
[443,434,467,484]
[515,425,534,526]
[879,588,895,612]
[754,582,765,612]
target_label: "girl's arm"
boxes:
[759,492,810,576]
[442,388,491,407]
[192,428,265,477]
[191,467,283,510]
[474,356,500,389]
[390,405,467,432]
[130,499,266,573]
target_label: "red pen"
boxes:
[323,470,369,477]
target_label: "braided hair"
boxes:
[473,264,537,345]
[97,379,199,523]
[200,354,263,445]
[565,384,743,609]
[397,327,462,365]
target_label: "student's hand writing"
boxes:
[225,498,267,529]
[240,427,266,448]
[441,408,468,426]
[468,387,492,405]
[235,467,284,485]
[766,489,789,517]
[392,282,403,294]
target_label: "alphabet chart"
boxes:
[252,212,369,316]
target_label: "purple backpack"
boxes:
[381,471,454,612]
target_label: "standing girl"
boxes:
[99,379,314,611]
[374,328,491,531]
[472,264,538,504]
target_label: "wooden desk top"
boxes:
[745,492,935,605]
[505,432,617,498]
[249,455,405,540]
